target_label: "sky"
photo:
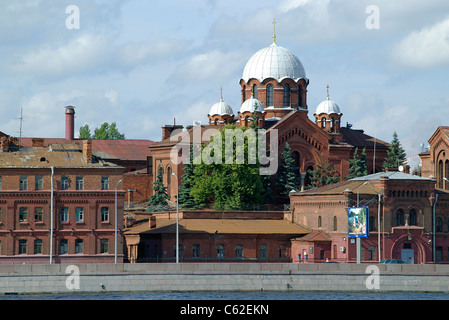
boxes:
[1,0,449,171]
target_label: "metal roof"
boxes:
[241,43,307,83]
[0,146,123,169]
[125,218,309,236]
[20,138,154,161]
[351,171,435,181]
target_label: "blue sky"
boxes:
[1,0,449,170]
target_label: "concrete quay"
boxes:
[0,263,448,295]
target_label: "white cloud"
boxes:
[173,50,247,83]
[11,34,112,77]
[391,17,449,69]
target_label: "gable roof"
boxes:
[293,231,332,242]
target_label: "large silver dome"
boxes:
[241,43,307,83]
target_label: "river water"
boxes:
[2,291,449,300]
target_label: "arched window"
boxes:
[369,216,375,231]
[297,87,302,107]
[283,84,290,107]
[167,166,172,198]
[305,166,314,188]
[439,160,444,188]
[242,85,246,102]
[266,84,274,107]
[252,84,258,99]
[436,217,443,232]
[409,209,417,226]
[333,216,337,231]
[331,117,335,132]
[318,216,322,228]
[368,246,376,260]
[446,160,449,190]
[321,117,326,128]
[396,209,404,226]
[291,151,300,171]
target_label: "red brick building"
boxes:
[0,140,125,264]
[123,210,308,263]
[20,106,155,206]
[419,126,449,262]
[290,171,437,264]
[150,38,389,202]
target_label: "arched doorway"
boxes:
[390,236,427,264]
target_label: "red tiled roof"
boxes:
[293,231,332,242]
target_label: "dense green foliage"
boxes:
[307,156,340,189]
[276,143,299,201]
[79,122,125,139]
[346,147,368,179]
[190,124,266,210]
[147,166,170,211]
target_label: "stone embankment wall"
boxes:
[0,263,448,295]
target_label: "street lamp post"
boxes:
[172,172,179,263]
[115,179,122,264]
[355,182,368,264]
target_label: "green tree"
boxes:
[79,122,125,140]
[147,166,170,211]
[79,124,92,139]
[382,131,406,170]
[178,145,202,209]
[190,124,265,210]
[249,102,260,131]
[94,122,125,139]
[346,147,368,179]
[277,143,299,202]
[307,156,340,189]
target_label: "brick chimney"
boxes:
[149,216,156,229]
[83,139,92,163]
[161,124,183,140]
[65,106,75,141]
[32,138,45,147]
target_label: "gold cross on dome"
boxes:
[326,84,330,99]
[272,18,277,43]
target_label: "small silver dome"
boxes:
[239,96,264,114]
[209,98,234,116]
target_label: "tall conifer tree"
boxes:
[178,145,201,209]
[307,156,340,189]
[346,147,368,179]
[277,143,299,201]
[147,166,170,211]
[382,131,406,170]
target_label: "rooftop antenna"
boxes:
[373,134,377,173]
[272,18,277,43]
[16,106,23,151]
